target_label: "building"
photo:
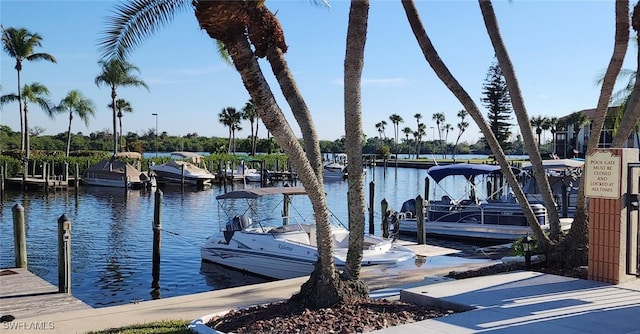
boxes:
[554,106,638,159]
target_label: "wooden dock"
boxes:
[4,177,71,191]
[0,268,90,319]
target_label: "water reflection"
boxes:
[0,166,493,308]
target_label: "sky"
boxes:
[0,0,636,145]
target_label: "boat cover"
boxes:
[520,159,584,170]
[427,163,519,183]
[216,187,307,199]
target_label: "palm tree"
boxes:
[108,98,133,152]
[432,112,445,157]
[401,0,550,248]
[565,111,589,154]
[530,115,546,147]
[402,126,413,157]
[0,82,54,159]
[415,123,426,159]
[55,90,96,157]
[375,122,385,139]
[547,116,559,155]
[95,59,148,155]
[219,107,242,154]
[100,0,350,309]
[389,114,403,164]
[443,123,453,158]
[242,99,259,155]
[342,0,368,282]
[478,0,563,242]
[1,26,57,156]
[453,109,469,161]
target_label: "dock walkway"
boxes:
[0,268,90,320]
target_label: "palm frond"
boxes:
[98,0,192,61]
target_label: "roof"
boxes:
[216,187,307,199]
[426,163,518,183]
[520,159,584,170]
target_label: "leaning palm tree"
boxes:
[55,90,96,157]
[108,98,133,152]
[100,0,349,309]
[0,82,54,159]
[1,26,57,156]
[401,0,551,248]
[95,59,148,155]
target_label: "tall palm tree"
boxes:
[547,116,559,155]
[1,26,57,156]
[389,114,403,164]
[432,112,445,156]
[375,121,385,139]
[0,82,54,159]
[100,0,346,309]
[55,90,96,157]
[415,122,426,159]
[108,98,133,152]
[402,126,413,157]
[401,0,550,247]
[478,0,563,242]
[95,59,148,155]
[342,0,368,283]
[453,109,469,161]
[219,107,242,154]
[530,115,546,147]
[242,99,258,155]
[443,123,453,158]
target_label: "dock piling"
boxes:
[57,214,72,294]
[13,204,27,268]
[381,198,389,238]
[152,189,163,290]
[416,195,425,244]
[369,181,375,235]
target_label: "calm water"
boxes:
[0,165,486,307]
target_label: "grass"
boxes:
[86,320,191,334]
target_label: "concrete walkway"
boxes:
[374,271,640,334]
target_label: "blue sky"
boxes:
[0,0,635,144]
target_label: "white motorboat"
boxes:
[82,152,152,189]
[201,187,415,279]
[150,152,215,187]
[396,163,572,241]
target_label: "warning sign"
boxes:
[585,150,621,199]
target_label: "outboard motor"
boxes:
[224,215,252,243]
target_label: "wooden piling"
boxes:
[1,165,5,202]
[369,181,375,235]
[13,204,27,268]
[416,195,425,244]
[57,214,71,294]
[180,163,185,193]
[381,198,389,238]
[424,176,430,201]
[152,189,163,290]
[44,162,49,192]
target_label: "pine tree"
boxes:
[481,60,513,151]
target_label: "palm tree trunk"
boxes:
[342,0,369,282]
[111,86,118,155]
[17,68,25,155]
[479,0,562,241]
[402,0,551,248]
[225,36,339,307]
[119,115,123,152]
[24,103,30,159]
[66,111,73,157]
[266,47,323,179]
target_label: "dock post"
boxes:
[381,198,389,238]
[13,204,27,268]
[416,195,425,244]
[1,165,5,202]
[44,162,49,192]
[424,176,430,201]
[75,163,80,189]
[64,161,69,183]
[369,181,375,235]
[152,189,163,291]
[181,163,185,193]
[57,214,72,294]
[22,160,27,188]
